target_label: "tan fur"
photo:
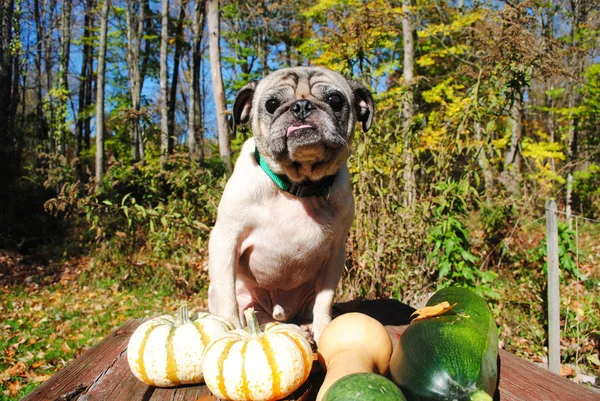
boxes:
[207,67,373,344]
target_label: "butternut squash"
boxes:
[316,312,393,401]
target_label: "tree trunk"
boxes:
[10,3,19,139]
[45,0,57,154]
[258,3,269,75]
[34,0,47,145]
[565,0,590,227]
[500,92,524,196]
[58,0,71,156]
[168,0,186,150]
[545,88,556,172]
[474,121,494,204]
[401,0,416,206]
[76,0,94,179]
[504,97,522,171]
[84,37,94,155]
[207,0,231,172]
[95,0,110,187]
[188,0,205,162]
[0,0,15,206]
[160,0,169,169]
[541,4,557,173]
[126,0,146,163]
[566,85,579,227]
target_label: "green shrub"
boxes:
[45,154,227,294]
[531,221,586,281]
[573,164,600,219]
[426,179,498,295]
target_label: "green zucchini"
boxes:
[323,373,407,401]
[389,287,499,401]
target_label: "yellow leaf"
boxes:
[411,301,457,322]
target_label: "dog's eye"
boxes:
[265,99,280,114]
[327,94,344,111]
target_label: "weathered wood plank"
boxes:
[20,318,144,401]
[77,347,149,401]
[148,385,213,401]
[20,301,600,401]
[498,349,599,401]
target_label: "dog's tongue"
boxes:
[287,125,313,136]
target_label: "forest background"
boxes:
[0,0,599,398]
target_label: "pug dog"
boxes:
[207,66,374,344]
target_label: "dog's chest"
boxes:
[240,195,337,290]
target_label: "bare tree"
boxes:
[504,94,523,175]
[0,0,15,203]
[126,0,146,163]
[160,0,169,169]
[187,0,205,162]
[168,0,186,150]
[76,0,95,178]
[474,121,495,204]
[401,0,416,206]
[95,0,110,186]
[45,0,57,154]
[207,0,231,172]
[34,0,47,145]
[58,0,71,155]
[565,0,592,226]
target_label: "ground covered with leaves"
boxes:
[0,253,207,400]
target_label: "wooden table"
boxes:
[20,299,600,401]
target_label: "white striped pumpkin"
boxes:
[202,307,314,401]
[127,305,233,387]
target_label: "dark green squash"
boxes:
[389,287,499,401]
[323,373,407,401]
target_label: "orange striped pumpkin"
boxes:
[127,305,233,387]
[202,307,314,401]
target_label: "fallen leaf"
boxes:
[31,373,52,383]
[587,354,600,367]
[411,301,457,322]
[7,380,22,396]
[560,364,575,377]
[61,342,72,354]
[1,361,27,382]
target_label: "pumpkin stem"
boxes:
[175,304,192,327]
[244,307,262,337]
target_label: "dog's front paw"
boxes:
[226,313,242,330]
[297,322,316,348]
[209,303,241,329]
[311,315,332,346]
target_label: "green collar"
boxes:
[254,148,334,199]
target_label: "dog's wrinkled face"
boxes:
[233,67,374,183]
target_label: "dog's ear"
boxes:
[233,80,258,126]
[347,80,374,132]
